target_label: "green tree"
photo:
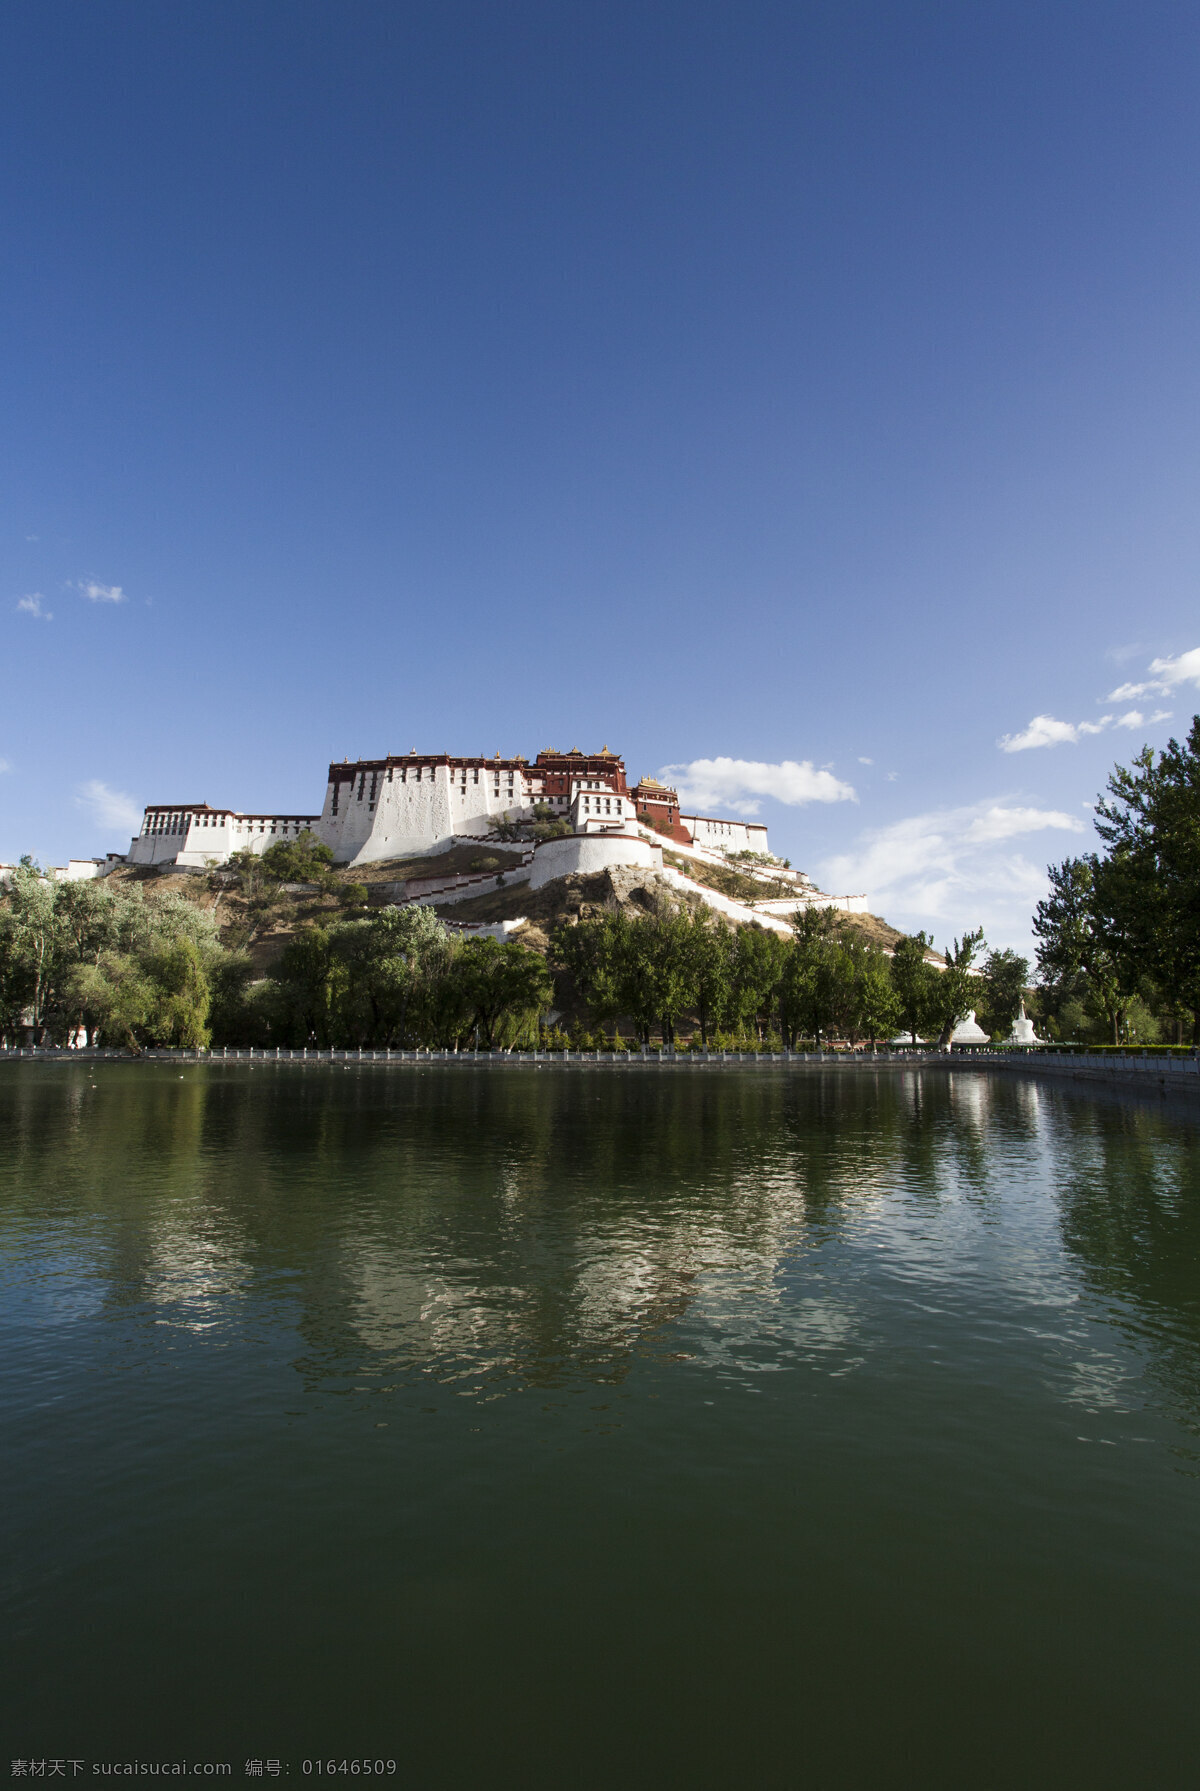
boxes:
[686,911,734,1047]
[554,912,630,1029]
[729,925,787,1044]
[85,950,159,1052]
[329,905,449,1044]
[256,830,336,886]
[554,908,698,1046]
[487,811,523,842]
[272,927,342,1045]
[636,910,699,1046]
[1033,856,1126,1044]
[845,939,900,1046]
[1092,717,1200,1039]
[890,933,937,1044]
[978,948,1030,1039]
[0,910,35,1044]
[780,908,843,1046]
[530,803,573,843]
[456,939,553,1048]
[2,864,66,1040]
[146,938,212,1049]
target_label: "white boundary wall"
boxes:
[529,832,663,889]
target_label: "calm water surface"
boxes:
[3,1062,1200,1788]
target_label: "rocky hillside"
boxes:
[105,856,927,970]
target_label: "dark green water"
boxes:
[3,1062,1200,1788]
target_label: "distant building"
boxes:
[128,804,319,868]
[1,857,122,884]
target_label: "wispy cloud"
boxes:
[819,801,1086,949]
[999,707,1171,752]
[659,756,857,815]
[16,593,52,620]
[76,780,141,834]
[963,805,1085,843]
[857,755,873,765]
[0,759,11,775]
[1115,707,1172,730]
[1108,646,1200,701]
[998,713,1110,752]
[73,579,127,604]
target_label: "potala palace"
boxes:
[110,744,865,923]
[126,746,768,869]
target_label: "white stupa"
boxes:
[949,1009,991,1045]
[1007,999,1043,1046]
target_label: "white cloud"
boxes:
[819,801,1087,950]
[0,759,11,775]
[885,771,898,782]
[998,713,1111,752]
[74,580,127,604]
[17,592,52,620]
[659,755,857,816]
[857,756,873,765]
[1108,646,1200,701]
[76,780,141,834]
[963,805,1084,844]
[998,702,1176,752]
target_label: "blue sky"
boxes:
[4,1,1200,954]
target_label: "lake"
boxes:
[3,1061,1199,1788]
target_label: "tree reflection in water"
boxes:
[11,1059,1197,1410]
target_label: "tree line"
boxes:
[553,906,1027,1049]
[4,830,1037,1053]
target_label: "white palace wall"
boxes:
[316,761,541,865]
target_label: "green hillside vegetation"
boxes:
[2,842,1011,1051]
[661,849,799,903]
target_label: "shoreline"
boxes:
[4,1043,1199,1096]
